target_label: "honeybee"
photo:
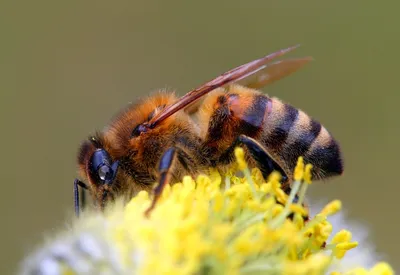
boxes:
[74,45,343,217]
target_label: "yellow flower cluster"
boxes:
[20,148,393,275]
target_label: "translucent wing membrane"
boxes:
[147,44,310,128]
[233,57,312,90]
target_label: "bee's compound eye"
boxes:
[98,165,113,182]
[89,150,119,185]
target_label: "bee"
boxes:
[74,45,343,217]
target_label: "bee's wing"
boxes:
[232,57,313,90]
[148,44,307,128]
[184,57,313,115]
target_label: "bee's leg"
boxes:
[144,147,178,217]
[219,135,308,221]
[222,135,308,221]
[74,179,88,217]
[219,134,289,183]
[240,135,289,183]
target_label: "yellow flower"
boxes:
[370,262,395,275]
[321,200,342,216]
[294,156,305,181]
[304,163,313,184]
[20,149,393,275]
[234,147,247,170]
[331,262,394,275]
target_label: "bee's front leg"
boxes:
[144,147,179,217]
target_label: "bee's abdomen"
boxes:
[264,98,343,180]
[303,126,343,179]
[263,102,299,150]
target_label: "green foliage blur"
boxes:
[1,1,398,273]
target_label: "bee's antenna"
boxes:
[74,179,88,217]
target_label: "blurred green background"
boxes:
[1,0,399,273]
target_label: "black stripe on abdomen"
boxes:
[306,139,343,179]
[240,95,270,135]
[281,118,322,170]
[264,104,299,149]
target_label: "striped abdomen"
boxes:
[262,97,343,180]
[198,85,343,181]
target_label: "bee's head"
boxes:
[77,135,119,208]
